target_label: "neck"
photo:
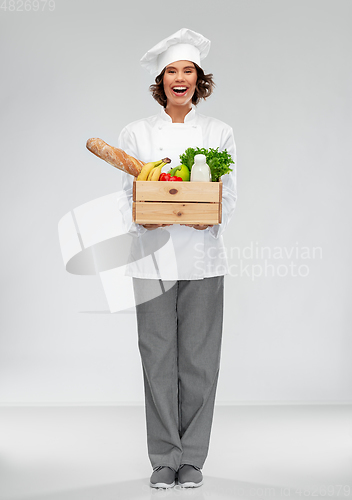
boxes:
[164,103,193,123]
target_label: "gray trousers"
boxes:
[132,276,224,471]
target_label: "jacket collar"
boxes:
[159,106,197,124]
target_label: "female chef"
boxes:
[117,28,237,489]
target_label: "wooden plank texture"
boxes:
[133,179,221,202]
[134,202,220,225]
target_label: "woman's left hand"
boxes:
[181,224,213,230]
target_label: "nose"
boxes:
[175,72,185,81]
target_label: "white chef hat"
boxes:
[140,28,211,77]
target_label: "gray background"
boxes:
[1,0,351,404]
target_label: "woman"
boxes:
[117,28,237,489]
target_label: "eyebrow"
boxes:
[166,65,195,70]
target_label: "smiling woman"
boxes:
[164,61,197,103]
[150,61,215,109]
[116,27,237,490]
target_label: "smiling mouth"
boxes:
[172,87,188,94]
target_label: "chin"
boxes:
[169,97,193,106]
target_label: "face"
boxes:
[162,60,198,107]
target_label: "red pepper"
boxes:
[160,173,183,181]
[160,173,171,181]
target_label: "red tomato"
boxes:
[169,176,183,181]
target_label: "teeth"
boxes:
[173,87,187,92]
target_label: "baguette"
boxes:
[86,138,145,177]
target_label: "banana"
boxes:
[147,166,157,181]
[137,160,163,181]
[149,164,163,181]
[136,157,172,180]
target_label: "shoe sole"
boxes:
[150,481,175,489]
[178,479,204,488]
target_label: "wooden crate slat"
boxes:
[132,178,222,225]
[134,202,220,225]
[133,179,221,202]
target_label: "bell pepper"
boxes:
[159,173,183,181]
[160,173,171,181]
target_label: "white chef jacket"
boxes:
[117,106,237,280]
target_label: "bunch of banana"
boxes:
[136,157,171,181]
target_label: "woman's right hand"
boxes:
[142,224,172,230]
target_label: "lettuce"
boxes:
[179,147,234,182]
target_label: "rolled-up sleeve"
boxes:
[117,128,147,237]
[208,127,237,239]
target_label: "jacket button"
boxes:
[159,147,163,150]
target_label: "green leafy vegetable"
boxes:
[179,147,234,182]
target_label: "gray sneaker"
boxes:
[177,464,204,488]
[150,466,176,488]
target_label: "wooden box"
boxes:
[132,179,222,225]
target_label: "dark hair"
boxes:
[149,63,215,108]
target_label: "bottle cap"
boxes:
[194,154,206,163]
